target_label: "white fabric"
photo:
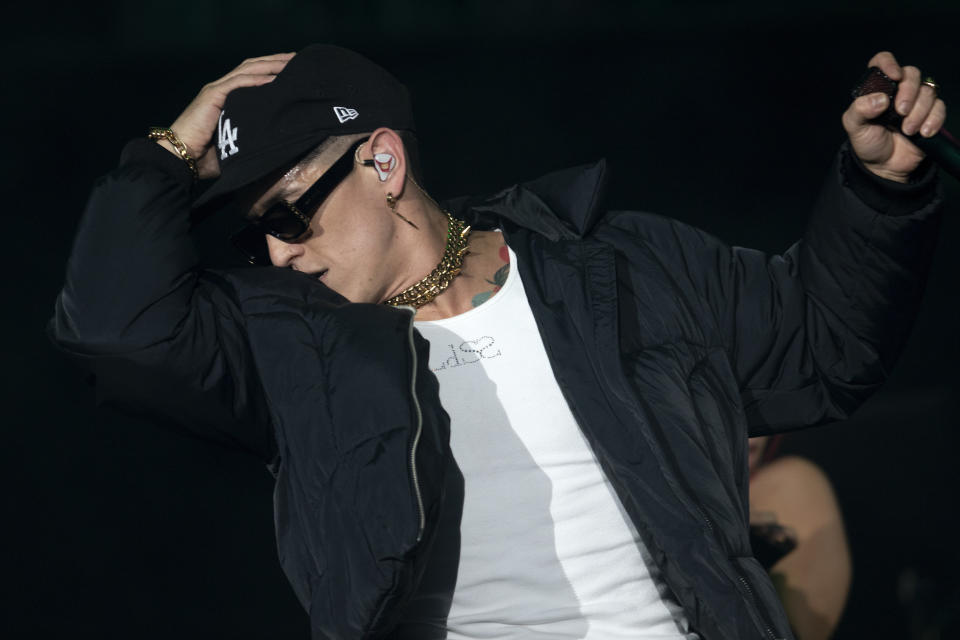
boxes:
[414,242,698,639]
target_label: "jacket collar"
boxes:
[442,158,609,241]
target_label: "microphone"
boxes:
[852,66,960,182]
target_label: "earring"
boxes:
[386,192,419,230]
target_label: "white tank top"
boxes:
[413,241,698,639]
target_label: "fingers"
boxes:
[862,52,947,138]
[920,98,947,138]
[242,52,296,64]
[892,64,946,138]
[895,65,922,116]
[238,53,296,72]
[215,72,281,94]
[850,52,948,178]
[219,56,293,85]
[842,92,890,132]
[201,57,292,100]
[867,50,903,81]
[163,52,294,178]
[902,81,937,135]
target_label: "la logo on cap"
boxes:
[218,111,239,160]
[333,106,359,123]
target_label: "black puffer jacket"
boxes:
[49,138,942,639]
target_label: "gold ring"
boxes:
[922,77,939,93]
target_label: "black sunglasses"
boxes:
[230,138,372,265]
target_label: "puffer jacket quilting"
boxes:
[50,138,943,639]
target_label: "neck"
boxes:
[380,195,452,302]
[413,229,507,321]
[383,209,469,309]
[380,190,506,321]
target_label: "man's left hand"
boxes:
[842,51,947,183]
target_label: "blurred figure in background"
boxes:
[749,436,852,640]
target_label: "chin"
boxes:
[320,272,384,305]
[329,283,373,305]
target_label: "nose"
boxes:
[265,234,306,268]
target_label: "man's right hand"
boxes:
[158,53,295,180]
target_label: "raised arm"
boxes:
[725,51,946,432]
[48,55,293,461]
[609,51,946,435]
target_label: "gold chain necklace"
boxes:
[383,211,471,308]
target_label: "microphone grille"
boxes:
[851,67,902,129]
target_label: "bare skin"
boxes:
[844,51,947,183]
[750,454,852,640]
[155,49,946,319]
[145,53,509,319]
[245,127,508,319]
[156,53,296,179]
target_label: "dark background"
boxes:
[7,1,959,638]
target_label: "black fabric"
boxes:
[192,43,416,214]
[50,137,944,639]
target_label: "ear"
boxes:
[364,127,408,196]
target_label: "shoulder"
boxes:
[751,455,836,501]
[594,210,731,265]
[599,209,685,239]
[750,456,842,534]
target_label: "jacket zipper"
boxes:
[695,365,781,640]
[736,573,781,640]
[400,305,426,542]
[347,307,429,640]
[631,375,783,640]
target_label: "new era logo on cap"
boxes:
[218,111,239,160]
[191,45,417,216]
[333,106,359,123]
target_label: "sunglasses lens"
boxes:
[230,225,271,265]
[225,143,361,264]
[260,205,308,239]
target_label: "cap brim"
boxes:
[190,134,328,221]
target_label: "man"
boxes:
[49,44,946,639]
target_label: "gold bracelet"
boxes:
[147,126,199,181]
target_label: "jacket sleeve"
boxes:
[47,138,276,462]
[617,142,944,435]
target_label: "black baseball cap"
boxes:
[191,44,416,216]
